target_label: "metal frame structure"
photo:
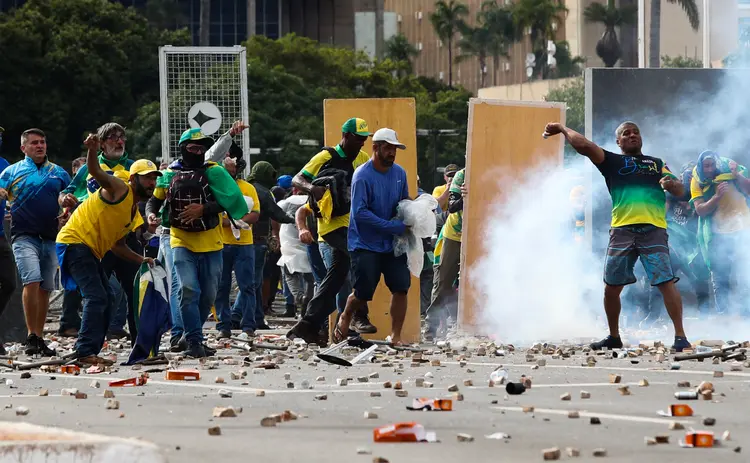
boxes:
[158,46,249,169]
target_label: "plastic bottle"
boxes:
[674,391,698,400]
[490,369,508,385]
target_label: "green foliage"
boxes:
[583,0,637,27]
[0,0,189,164]
[385,33,420,76]
[544,76,584,163]
[429,0,469,87]
[661,55,702,68]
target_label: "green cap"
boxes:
[179,128,214,146]
[341,118,371,137]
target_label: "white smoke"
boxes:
[469,157,604,346]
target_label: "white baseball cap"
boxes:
[372,128,406,149]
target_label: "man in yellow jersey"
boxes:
[424,168,465,341]
[216,156,260,339]
[432,164,459,212]
[156,128,251,358]
[286,118,374,344]
[56,134,160,366]
[544,121,690,352]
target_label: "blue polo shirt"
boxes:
[0,157,8,238]
[0,157,71,241]
[349,160,409,253]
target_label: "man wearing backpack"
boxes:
[286,118,374,345]
[152,128,252,358]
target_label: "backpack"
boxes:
[166,162,219,232]
[308,167,351,219]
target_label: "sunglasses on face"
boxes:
[107,134,127,142]
[185,144,207,154]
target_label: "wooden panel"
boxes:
[323,98,421,343]
[459,98,566,329]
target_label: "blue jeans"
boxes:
[65,244,114,357]
[60,289,82,332]
[216,244,256,332]
[173,247,222,344]
[283,278,294,306]
[319,241,350,314]
[237,243,268,326]
[158,234,182,342]
[108,273,128,332]
[307,241,327,286]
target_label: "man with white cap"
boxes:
[332,128,411,345]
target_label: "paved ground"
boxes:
[1,324,748,463]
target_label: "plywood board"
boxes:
[459,98,566,330]
[323,98,420,343]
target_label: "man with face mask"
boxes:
[287,118,374,345]
[56,134,160,365]
[150,128,251,358]
[544,121,691,352]
[690,150,750,317]
[0,129,71,357]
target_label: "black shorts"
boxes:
[350,250,411,301]
[604,225,676,286]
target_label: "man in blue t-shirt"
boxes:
[333,128,411,345]
[0,128,71,357]
[0,127,18,355]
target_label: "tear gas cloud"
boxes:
[472,42,750,346]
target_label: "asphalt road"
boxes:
[1,328,748,463]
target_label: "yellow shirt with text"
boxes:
[220,179,260,245]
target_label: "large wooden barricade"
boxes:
[323,98,421,343]
[458,99,566,331]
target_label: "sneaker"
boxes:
[672,336,691,352]
[35,337,56,357]
[182,341,206,359]
[350,315,377,334]
[217,330,232,340]
[242,330,255,339]
[286,320,321,345]
[24,334,40,356]
[202,344,217,356]
[257,322,271,331]
[170,335,188,353]
[282,304,296,318]
[589,335,623,351]
[76,354,114,366]
[0,342,6,356]
[57,328,79,338]
[106,328,129,340]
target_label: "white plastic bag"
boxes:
[393,195,439,276]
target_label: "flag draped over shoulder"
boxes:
[127,263,171,365]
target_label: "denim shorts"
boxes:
[350,249,411,301]
[604,225,676,287]
[12,235,59,291]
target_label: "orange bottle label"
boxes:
[685,432,714,447]
[374,422,424,442]
[165,370,201,381]
[670,404,694,416]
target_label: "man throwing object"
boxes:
[543,121,690,352]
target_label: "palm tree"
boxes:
[478,0,519,86]
[456,25,493,88]
[649,0,699,68]
[385,33,420,76]
[584,0,637,67]
[199,0,211,46]
[511,0,568,77]
[429,0,469,87]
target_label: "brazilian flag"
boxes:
[127,262,172,365]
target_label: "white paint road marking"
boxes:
[446,361,750,378]
[493,405,695,425]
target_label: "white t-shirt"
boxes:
[277,194,312,274]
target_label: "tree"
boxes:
[199,0,210,46]
[583,0,637,67]
[661,54,701,68]
[385,33,420,76]
[511,0,568,78]
[544,77,583,163]
[548,41,585,78]
[0,0,189,165]
[649,0,699,68]
[429,0,469,88]
[477,0,519,86]
[141,0,187,30]
[456,25,492,89]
